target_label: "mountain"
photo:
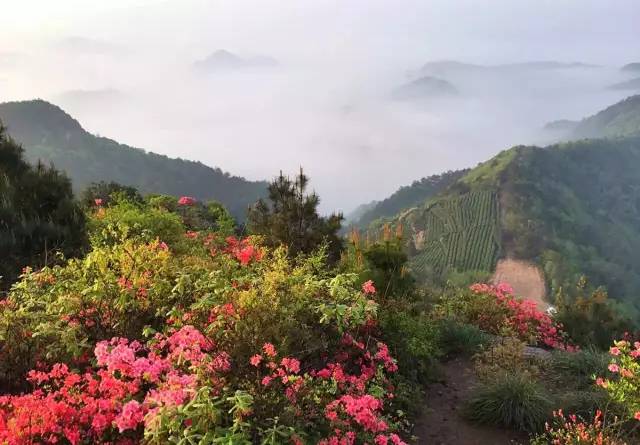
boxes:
[392,76,458,101]
[543,119,579,133]
[622,63,640,73]
[366,97,640,308]
[418,59,595,77]
[384,138,640,306]
[350,170,467,228]
[609,77,640,91]
[542,95,640,141]
[0,100,267,219]
[194,50,278,71]
[570,95,640,139]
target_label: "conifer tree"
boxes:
[0,124,85,290]
[247,168,343,263]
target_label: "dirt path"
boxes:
[413,357,528,444]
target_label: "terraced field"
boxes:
[407,190,500,276]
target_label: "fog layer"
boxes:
[1,0,639,212]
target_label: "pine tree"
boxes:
[0,124,85,290]
[247,169,343,263]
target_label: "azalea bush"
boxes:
[437,283,572,350]
[0,198,409,443]
[596,340,640,422]
[530,410,627,445]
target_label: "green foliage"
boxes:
[0,100,267,219]
[436,320,491,357]
[378,301,440,384]
[473,338,543,382]
[0,124,86,290]
[553,282,633,350]
[144,388,254,444]
[465,372,553,433]
[500,137,640,306]
[247,169,344,264]
[571,95,640,139]
[80,180,143,207]
[147,194,236,235]
[88,199,186,248]
[550,348,611,390]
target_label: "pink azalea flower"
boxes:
[114,400,144,432]
[250,354,263,367]
[178,196,196,206]
[608,364,620,373]
[362,280,376,294]
[263,343,277,357]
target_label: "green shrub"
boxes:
[379,302,440,384]
[554,390,611,419]
[465,372,552,433]
[550,348,610,390]
[473,338,542,382]
[437,320,491,356]
[554,284,633,350]
[88,199,186,248]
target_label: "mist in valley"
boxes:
[1,0,638,213]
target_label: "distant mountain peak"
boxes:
[622,63,640,72]
[392,76,458,101]
[194,50,278,71]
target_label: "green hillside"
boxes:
[570,95,640,139]
[351,170,466,228]
[500,138,640,299]
[384,135,640,309]
[0,100,267,218]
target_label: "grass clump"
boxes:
[465,372,552,433]
[437,320,492,356]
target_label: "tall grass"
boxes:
[465,372,552,432]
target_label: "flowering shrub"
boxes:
[0,203,408,443]
[438,283,572,349]
[596,339,640,422]
[531,410,626,445]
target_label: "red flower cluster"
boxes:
[0,326,230,444]
[538,409,621,444]
[177,196,197,206]
[469,283,572,349]
[225,236,263,266]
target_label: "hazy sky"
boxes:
[1,0,639,212]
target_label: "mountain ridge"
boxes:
[0,99,267,219]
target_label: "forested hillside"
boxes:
[379,136,640,311]
[570,95,640,139]
[351,170,466,228]
[0,100,267,218]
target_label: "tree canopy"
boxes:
[0,123,85,290]
[247,169,344,263]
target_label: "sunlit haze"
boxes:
[1,0,639,212]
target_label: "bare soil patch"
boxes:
[492,259,549,311]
